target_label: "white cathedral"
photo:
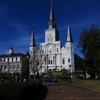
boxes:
[29,4,83,74]
[0,3,83,76]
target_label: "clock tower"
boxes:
[40,3,61,72]
[45,3,59,43]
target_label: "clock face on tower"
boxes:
[48,44,53,53]
[48,45,52,50]
[49,45,52,49]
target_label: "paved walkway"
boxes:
[43,82,100,100]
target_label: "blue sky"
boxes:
[0,0,100,58]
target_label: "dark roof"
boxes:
[0,53,26,58]
[48,4,56,29]
[66,24,73,43]
[30,31,36,47]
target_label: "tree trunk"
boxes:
[90,72,95,79]
[34,74,35,80]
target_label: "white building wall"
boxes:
[65,42,75,72]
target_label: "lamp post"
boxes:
[7,58,9,73]
[26,52,30,81]
[55,53,57,69]
[47,54,48,77]
[69,64,72,83]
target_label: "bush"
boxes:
[0,80,42,100]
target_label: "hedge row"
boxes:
[0,80,47,100]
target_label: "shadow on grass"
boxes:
[19,84,48,100]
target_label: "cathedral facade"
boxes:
[29,4,77,74]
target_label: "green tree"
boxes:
[78,25,100,79]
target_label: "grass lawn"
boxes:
[71,79,100,92]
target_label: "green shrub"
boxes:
[0,80,42,100]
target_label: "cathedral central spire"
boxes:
[48,2,56,29]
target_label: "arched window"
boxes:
[62,59,65,64]
[68,58,70,63]
[51,60,52,64]
[47,35,52,42]
[49,60,50,64]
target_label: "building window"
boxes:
[9,65,12,70]
[68,58,70,63]
[5,58,8,62]
[47,35,52,42]
[5,66,7,69]
[51,37,53,41]
[62,59,65,64]
[48,37,49,42]
[13,65,16,70]
[9,58,12,62]
[67,46,69,51]
[13,57,16,62]
[49,60,50,64]
[12,58,13,62]
[51,60,52,64]
[4,65,7,71]
[17,57,20,61]
[17,65,20,70]
[2,58,4,61]
[53,56,55,64]
[57,48,58,52]
[71,46,72,51]
[2,66,4,70]
[45,57,46,65]
[0,66,3,70]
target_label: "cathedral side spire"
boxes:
[48,1,56,29]
[66,23,73,43]
[30,26,36,47]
